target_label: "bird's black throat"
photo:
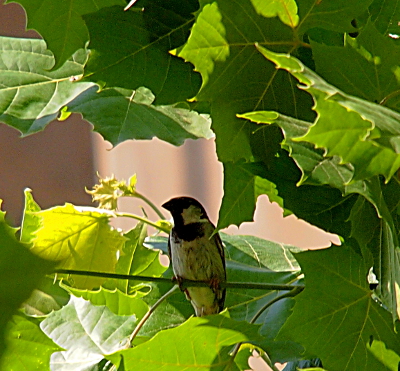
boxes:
[172,222,205,242]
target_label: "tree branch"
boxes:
[53,269,304,291]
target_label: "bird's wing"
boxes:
[168,231,172,265]
[214,232,226,273]
[214,231,226,312]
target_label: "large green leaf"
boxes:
[257,45,400,182]
[0,207,53,360]
[66,86,213,146]
[238,111,351,188]
[217,162,286,230]
[349,186,400,320]
[41,295,138,370]
[178,0,313,162]
[101,222,167,295]
[61,284,149,318]
[0,37,93,133]
[112,315,262,371]
[367,0,400,36]
[296,0,373,34]
[8,0,125,69]
[31,204,126,288]
[0,314,61,371]
[222,233,300,271]
[278,246,400,371]
[83,1,201,104]
[311,22,400,111]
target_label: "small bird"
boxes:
[162,196,226,316]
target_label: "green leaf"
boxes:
[239,110,361,191]
[103,223,167,294]
[257,44,400,181]
[221,234,303,363]
[311,22,400,110]
[83,2,201,104]
[9,0,125,69]
[20,188,41,244]
[217,161,285,230]
[0,314,61,371]
[222,233,300,272]
[250,0,299,27]
[0,217,53,359]
[178,0,313,162]
[278,245,400,371]
[297,0,373,34]
[0,37,93,133]
[367,0,400,36]
[41,295,138,370]
[367,339,400,370]
[23,277,70,316]
[61,284,149,318]
[66,86,213,146]
[32,204,126,288]
[348,182,400,319]
[115,315,262,371]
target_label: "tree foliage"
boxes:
[1,0,400,370]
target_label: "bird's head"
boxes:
[162,197,209,225]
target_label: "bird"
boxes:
[162,196,226,316]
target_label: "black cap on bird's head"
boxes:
[162,197,208,222]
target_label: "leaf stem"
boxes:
[114,212,170,233]
[380,89,400,106]
[134,192,167,220]
[129,284,180,344]
[53,269,304,291]
[250,286,303,325]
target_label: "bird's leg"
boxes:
[209,276,221,292]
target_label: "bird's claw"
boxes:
[172,275,184,290]
[209,277,221,291]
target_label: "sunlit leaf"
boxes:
[32,204,126,288]
[0,314,61,371]
[8,0,125,69]
[66,86,213,146]
[0,37,93,133]
[41,296,137,370]
[114,315,262,371]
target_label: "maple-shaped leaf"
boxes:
[1,314,61,371]
[83,1,201,104]
[32,204,126,288]
[111,315,262,370]
[8,0,125,69]
[41,296,137,370]
[0,37,93,134]
[278,245,400,371]
[257,45,400,182]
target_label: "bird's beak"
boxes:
[162,199,173,211]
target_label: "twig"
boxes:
[53,269,304,291]
[250,286,303,324]
[114,212,170,233]
[135,192,167,220]
[129,284,180,344]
